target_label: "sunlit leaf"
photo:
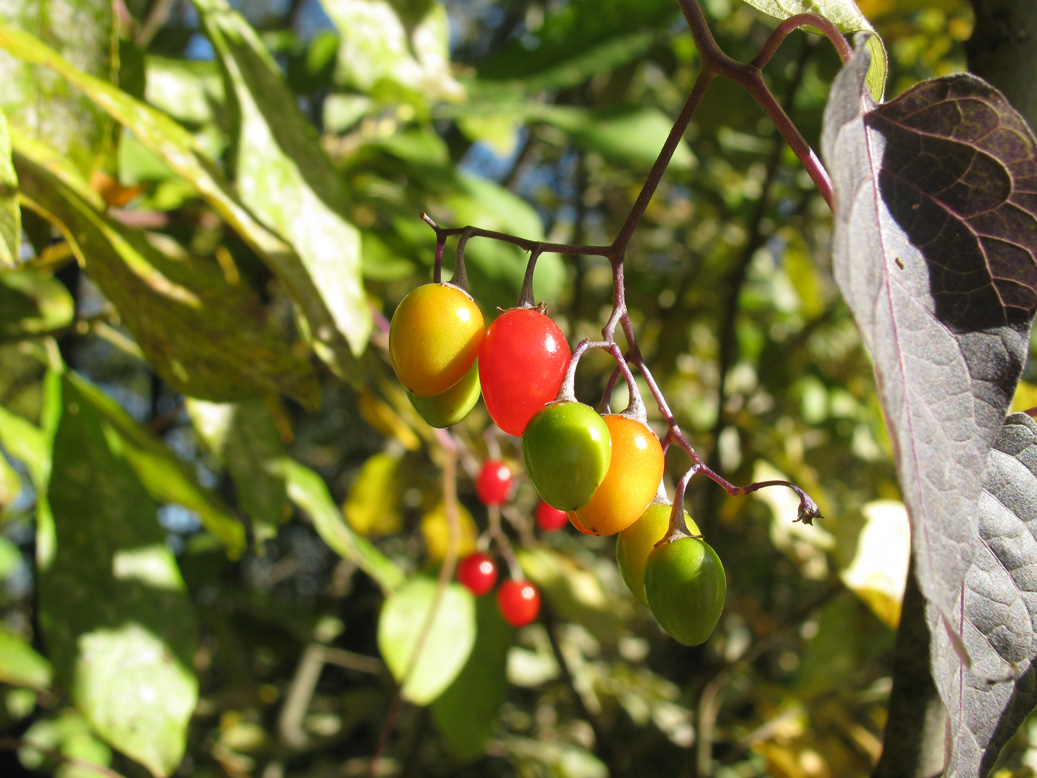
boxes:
[187,398,289,546]
[19,710,113,778]
[839,500,909,628]
[377,577,476,705]
[193,0,372,363]
[736,0,886,99]
[14,136,320,407]
[822,40,1037,663]
[283,458,405,593]
[430,594,510,761]
[319,0,464,107]
[0,20,363,380]
[0,403,45,487]
[420,501,478,562]
[0,0,113,174]
[343,451,405,536]
[38,371,198,777]
[0,109,18,267]
[0,624,52,690]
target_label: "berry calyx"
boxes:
[457,552,498,596]
[475,460,514,506]
[496,579,541,627]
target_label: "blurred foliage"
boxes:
[0,1,1032,777]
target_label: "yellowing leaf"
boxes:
[1010,381,1037,415]
[420,502,478,562]
[840,500,909,628]
[344,452,405,537]
[358,389,421,451]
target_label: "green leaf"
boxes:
[539,104,696,172]
[476,0,676,91]
[0,403,45,487]
[0,20,364,382]
[20,709,114,778]
[430,594,510,761]
[66,372,246,555]
[37,371,199,777]
[193,0,371,362]
[13,135,320,407]
[0,0,114,175]
[377,577,476,705]
[283,459,405,592]
[343,451,405,536]
[0,624,53,690]
[736,0,886,100]
[187,398,289,546]
[0,110,18,267]
[0,269,75,339]
[319,0,464,108]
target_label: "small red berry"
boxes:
[457,553,498,596]
[535,501,569,532]
[476,460,514,506]
[496,579,541,627]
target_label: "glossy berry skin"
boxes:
[570,415,665,536]
[535,501,569,532]
[406,362,481,428]
[457,553,498,596]
[476,460,514,506]
[479,307,571,435]
[644,536,726,646]
[522,402,611,511]
[496,579,541,627]
[389,283,485,397]
[616,504,701,606]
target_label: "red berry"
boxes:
[457,553,498,596]
[535,501,569,532]
[475,460,514,506]
[479,307,571,436]
[496,579,541,627]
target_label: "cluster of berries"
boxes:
[389,282,726,644]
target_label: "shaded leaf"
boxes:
[0,269,75,339]
[377,577,476,705]
[193,0,372,362]
[67,372,246,555]
[430,594,511,761]
[37,371,198,777]
[821,41,1037,662]
[929,413,1037,778]
[0,109,18,267]
[187,398,289,546]
[319,0,463,107]
[19,710,113,778]
[283,458,405,593]
[0,0,113,174]
[14,136,320,407]
[737,0,886,99]
[476,0,675,91]
[0,20,362,380]
[0,624,53,690]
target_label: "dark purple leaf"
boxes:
[822,39,1036,658]
[929,412,1037,778]
[822,38,1037,777]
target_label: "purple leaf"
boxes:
[822,38,1037,776]
[929,413,1037,778]
[822,39,1036,660]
